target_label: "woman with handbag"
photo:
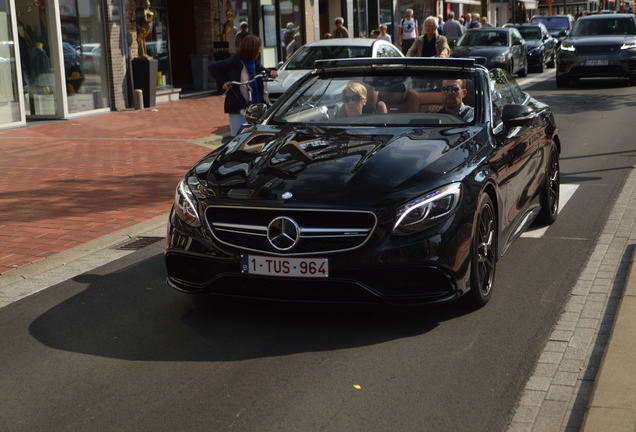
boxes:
[209,35,278,136]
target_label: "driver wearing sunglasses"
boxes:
[339,81,388,117]
[438,79,474,122]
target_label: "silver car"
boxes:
[267,38,403,103]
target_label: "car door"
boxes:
[510,29,525,72]
[489,69,540,247]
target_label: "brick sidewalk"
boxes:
[0,96,229,275]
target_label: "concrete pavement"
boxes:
[1,78,635,431]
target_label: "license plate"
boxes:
[242,255,329,278]
[586,59,608,66]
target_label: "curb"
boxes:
[0,213,169,289]
[581,245,636,431]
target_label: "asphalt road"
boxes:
[2,75,636,432]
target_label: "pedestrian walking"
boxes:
[406,16,450,58]
[480,16,492,28]
[442,11,464,47]
[464,13,472,29]
[208,35,278,137]
[398,9,419,54]
[468,13,482,29]
[377,24,392,42]
[437,15,445,35]
[234,21,250,49]
[332,17,350,38]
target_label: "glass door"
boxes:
[16,0,62,118]
[0,0,24,126]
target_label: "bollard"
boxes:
[133,89,144,110]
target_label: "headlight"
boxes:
[393,183,461,234]
[494,54,507,62]
[174,176,201,227]
[530,47,542,54]
[560,43,575,52]
[621,41,636,50]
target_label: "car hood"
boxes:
[452,46,509,58]
[193,125,483,208]
[567,35,636,46]
[525,40,543,50]
[267,69,310,94]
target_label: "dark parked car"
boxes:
[510,23,557,72]
[452,28,529,77]
[556,14,636,87]
[530,14,575,46]
[166,58,561,308]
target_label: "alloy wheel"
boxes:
[475,203,496,297]
[548,151,560,215]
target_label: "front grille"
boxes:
[205,206,377,256]
[576,45,619,54]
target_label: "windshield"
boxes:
[285,46,373,70]
[518,27,542,40]
[458,31,508,47]
[531,16,569,31]
[270,72,477,126]
[572,18,636,36]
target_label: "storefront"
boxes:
[0,0,112,128]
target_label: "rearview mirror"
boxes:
[502,104,536,127]
[245,103,268,124]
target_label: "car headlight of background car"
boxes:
[621,41,636,50]
[174,176,202,227]
[494,54,508,63]
[560,43,575,52]
[393,183,462,234]
[529,47,543,55]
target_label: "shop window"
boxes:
[0,0,22,124]
[142,0,171,88]
[59,0,110,113]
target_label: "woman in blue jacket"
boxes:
[209,35,277,136]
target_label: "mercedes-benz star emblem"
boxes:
[267,216,300,251]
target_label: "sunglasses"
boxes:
[442,85,462,92]
[342,94,362,103]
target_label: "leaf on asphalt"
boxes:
[353,385,361,390]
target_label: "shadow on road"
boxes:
[525,78,636,114]
[28,252,474,362]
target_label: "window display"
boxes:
[0,1,22,124]
[59,0,109,113]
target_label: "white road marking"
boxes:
[522,184,579,238]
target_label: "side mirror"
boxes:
[558,30,568,37]
[502,104,536,127]
[245,103,268,124]
[512,39,522,46]
[278,61,284,68]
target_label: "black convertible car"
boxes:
[166,58,561,308]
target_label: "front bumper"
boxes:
[557,49,636,78]
[165,208,473,305]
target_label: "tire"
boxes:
[556,75,568,88]
[464,194,497,308]
[535,144,560,225]
[629,75,636,86]
[546,54,555,69]
[518,59,528,77]
[536,58,545,73]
